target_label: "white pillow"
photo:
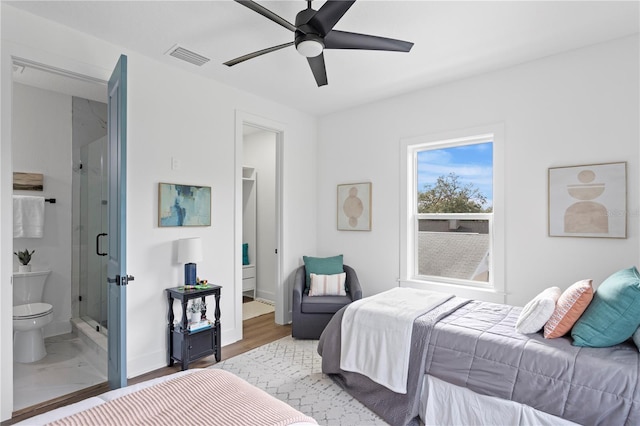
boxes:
[515,287,562,334]
[309,272,347,296]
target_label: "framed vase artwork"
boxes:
[548,162,626,238]
[158,183,211,227]
[337,182,372,231]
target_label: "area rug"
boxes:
[242,300,276,320]
[211,337,387,425]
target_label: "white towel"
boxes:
[340,287,453,393]
[13,195,45,238]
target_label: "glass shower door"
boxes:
[79,136,109,334]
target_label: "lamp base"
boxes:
[185,263,197,285]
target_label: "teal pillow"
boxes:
[303,255,344,290]
[572,266,640,347]
[242,243,249,266]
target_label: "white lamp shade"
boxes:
[177,237,203,263]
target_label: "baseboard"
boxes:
[128,325,242,378]
[256,290,275,302]
[128,348,167,379]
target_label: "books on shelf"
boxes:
[188,319,213,332]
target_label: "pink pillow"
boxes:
[544,279,593,339]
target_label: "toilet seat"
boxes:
[13,302,53,320]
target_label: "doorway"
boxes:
[235,111,286,337]
[242,125,277,322]
[9,56,128,413]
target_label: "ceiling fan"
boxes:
[224,0,414,86]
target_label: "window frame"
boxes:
[399,124,505,302]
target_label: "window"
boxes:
[416,141,492,286]
[400,125,504,298]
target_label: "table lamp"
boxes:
[178,237,203,285]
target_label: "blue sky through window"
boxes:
[417,142,493,209]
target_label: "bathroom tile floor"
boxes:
[13,333,107,411]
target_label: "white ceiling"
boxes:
[7,1,640,116]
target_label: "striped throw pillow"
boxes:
[544,279,593,339]
[309,273,347,296]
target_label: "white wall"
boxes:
[244,130,277,302]
[12,83,73,338]
[1,5,317,420]
[317,35,640,307]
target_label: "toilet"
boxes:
[13,270,53,363]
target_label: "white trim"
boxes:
[399,124,505,303]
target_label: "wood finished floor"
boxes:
[7,311,291,425]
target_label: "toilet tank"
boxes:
[13,270,51,305]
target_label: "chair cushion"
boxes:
[303,255,343,290]
[301,294,352,314]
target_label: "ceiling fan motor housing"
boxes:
[294,7,324,57]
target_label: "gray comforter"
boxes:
[318,297,470,426]
[319,299,640,426]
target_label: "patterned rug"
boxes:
[242,300,275,320]
[211,337,387,425]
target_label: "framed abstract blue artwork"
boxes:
[158,183,211,227]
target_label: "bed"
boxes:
[318,289,640,426]
[17,368,317,426]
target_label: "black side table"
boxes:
[166,285,221,370]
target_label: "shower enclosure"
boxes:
[78,136,109,335]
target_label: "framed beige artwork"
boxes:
[548,162,626,238]
[337,182,372,231]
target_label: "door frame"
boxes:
[234,111,286,333]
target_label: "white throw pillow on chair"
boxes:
[309,273,347,296]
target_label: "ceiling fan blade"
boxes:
[307,54,328,87]
[235,0,297,32]
[324,30,414,52]
[308,0,356,36]
[224,42,294,67]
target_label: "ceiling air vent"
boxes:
[165,44,210,67]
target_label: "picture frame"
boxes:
[158,183,211,227]
[548,162,626,238]
[337,182,372,231]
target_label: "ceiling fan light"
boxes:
[296,37,324,57]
